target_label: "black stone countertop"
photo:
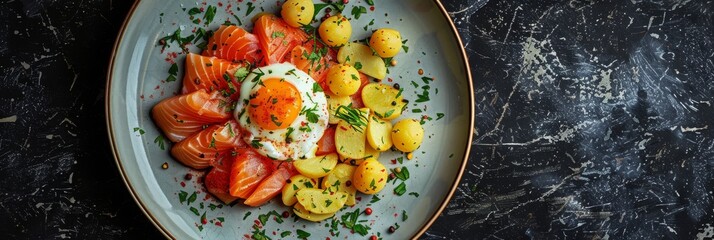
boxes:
[2,0,713,239]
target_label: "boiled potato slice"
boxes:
[326,94,352,124]
[392,118,424,152]
[322,163,357,206]
[294,153,339,179]
[293,202,335,222]
[335,108,370,159]
[282,175,318,206]
[296,188,348,214]
[366,115,393,151]
[340,143,380,166]
[337,43,387,80]
[361,83,405,120]
[352,158,388,194]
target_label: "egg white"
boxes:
[233,63,329,160]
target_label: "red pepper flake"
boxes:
[282,211,290,218]
[217,2,223,7]
[343,0,349,4]
[355,196,362,201]
[140,95,144,99]
[185,173,193,180]
[215,221,222,227]
[390,159,397,164]
[370,6,375,11]
[201,217,207,225]
[370,235,377,240]
[180,182,186,187]
[365,208,373,215]
[254,219,262,227]
[387,78,393,82]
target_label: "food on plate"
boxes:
[392,118,425,152]
[181,53,248,98]
[366,115,393,151]
[337,42,387,79]
[201,25,262,63]
[254,14,308,64]
[352,158,388,194]
[233,63,329,160]
[369,28,403,58]
[281,0,315,27]
[292,202,335,222]
[151,89,233,142]
[296,188,348,214]
[361,83,406,120]
[150,0,433,229]
[326,93,352,124]
[318,15,351,47]
[322,163,357,206]
[170,121,243,169]
[334,107,370,159]
[282,175,318,206]
[326,63,361,97]
[293,153,339,178]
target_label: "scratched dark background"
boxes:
[2,0,713,239]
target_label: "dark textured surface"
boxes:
[1,0,713,239]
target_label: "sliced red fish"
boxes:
[243,166,294,207]
[204,152,239,204]
[202,25,262,63]
[253,14,308,65]
[229,149,273,198]
[181,52,247,98]
[151,90,233,143]
[170,120,243,169]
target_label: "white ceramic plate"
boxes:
[106,0,473,239]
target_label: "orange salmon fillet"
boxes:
[151,89,233,143]
[202,25,262,63]
[170,120,243,169]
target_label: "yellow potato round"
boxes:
[296,188,348,214]
[282,175,318,206]
[366,115,393,151]
[391,119,424,152]
[326,94,353,124]
[361,83,405,120]
[352,159,388,194]
[369,28,402,58]
[281,0,314,27]
[293,202,335,222]
[326,64,361,97]
[293,153,339,179]
[319,15,351,47]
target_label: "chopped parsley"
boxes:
[190,206,199,216]
[296,229,311,239]
[251,139,263,149]
[354,62,363,70]
[166,63,178,82]
[300,105,320,123]
[154,135,166,150]
[436,113,445,120]
[402,39,409,53]
[203,6,217,24]
[234,65,250,82]
[133,127,145,135]
[178,190,188,204]
[341,209,371,236]
[187,7,201,16]
[370,195,381,203]
[271,31,285,39]
[351,6,367,19]
[312,82,323,93]
[394,182,406,196]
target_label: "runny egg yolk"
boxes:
[248,78,302,130]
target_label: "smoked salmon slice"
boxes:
[204,152,239,204]
[229,149,273,198]
[202,25,262,63]
[253,14,308,65]
[243,167,294,207]
[286,45,337,93]
[181,52,248,98]
[151,89,233,143]
[170,120,243,169]
[315,126,337,156]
